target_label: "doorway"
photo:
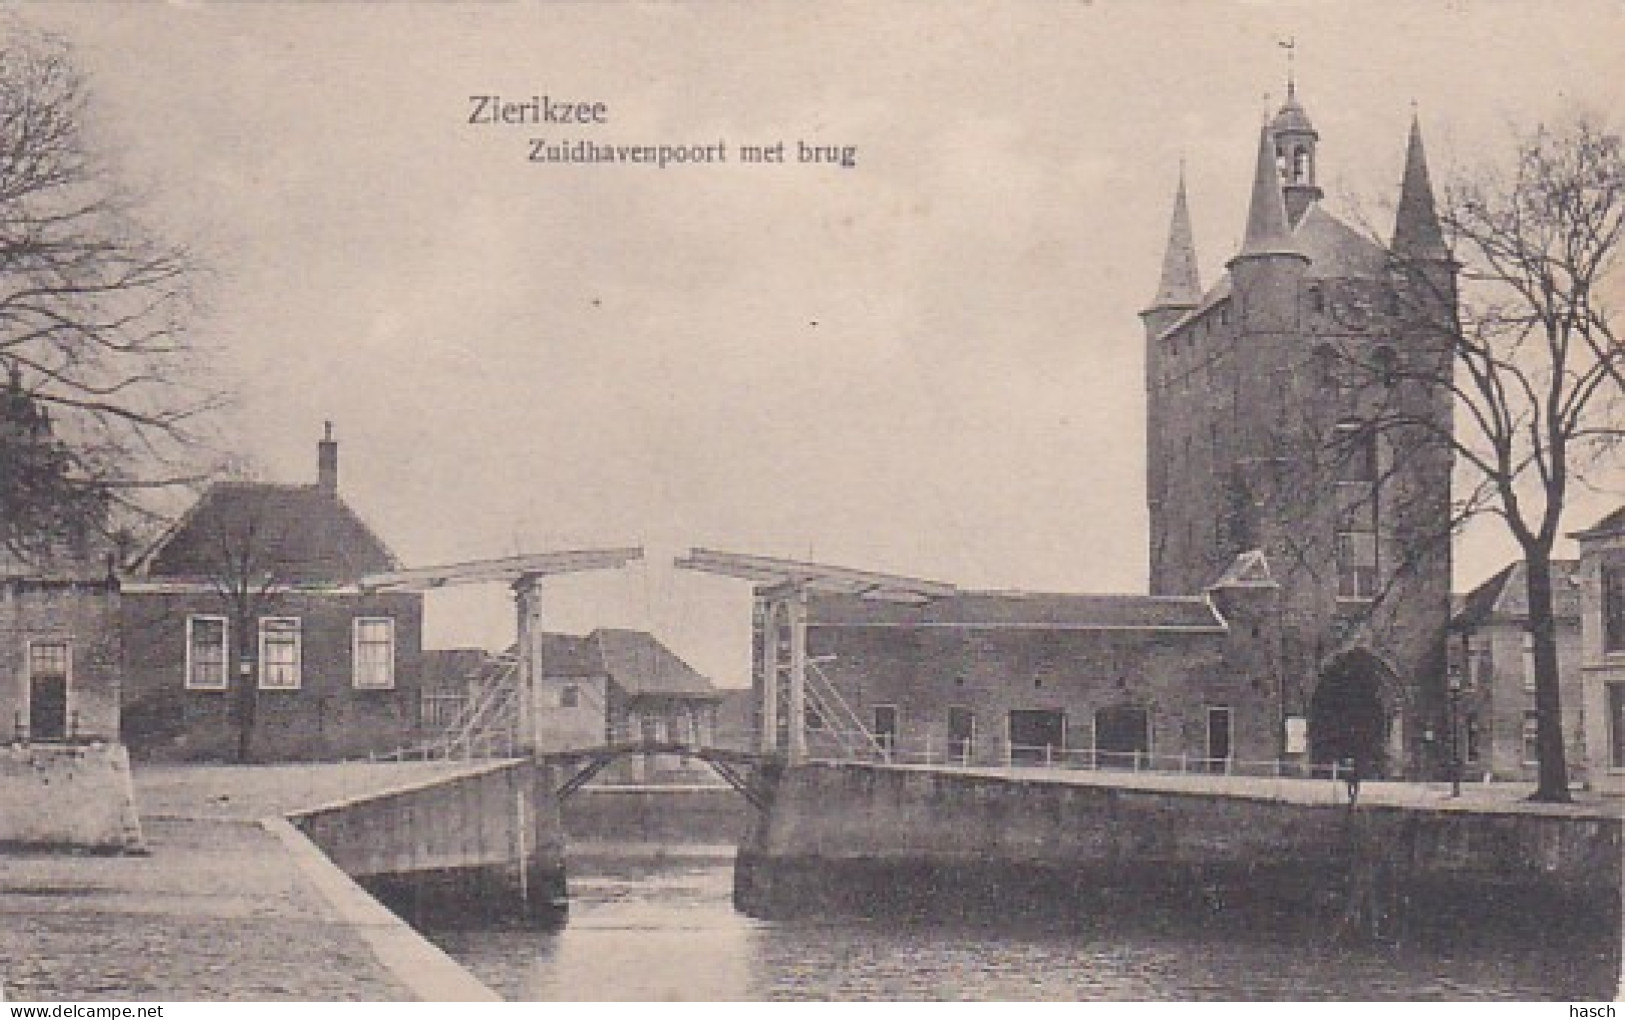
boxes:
[1309,649,1394,776]
[947,706,975,764]
[1008,708,1064,763]
[1093,705,1150,767]
[1206,706,1232,771]
[871,704,898,754]
[27,641,70,742]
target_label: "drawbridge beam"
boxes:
[364,547,645,756]
[674,548,955,765]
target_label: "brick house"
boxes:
[122,430,424,761]
[1449,560,1586,782]
[1573,507,1625,796]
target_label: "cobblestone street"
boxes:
[0,762,490,1001]
[0,818,406,1000]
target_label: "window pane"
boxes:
[353,618,394,689]
[260,618,300,689]
[30,642,68,676]
[1605,567,1625,653]
[1610,684,1625,769]
[1337,528,1378,598]
[188,617,228,690]
[1522,713,1540,765]
[1333,425,1377,482]
[1336,482,1376,531]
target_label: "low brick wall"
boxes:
[0,742,144,852]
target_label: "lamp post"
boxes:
[1447,662,1463,798]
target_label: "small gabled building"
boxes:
[424,627,723,780]
[593,627,722,782]
[0,369,141,851]
[1450,560,1586,782]
[1,545,122,748]
[122,429,424,762]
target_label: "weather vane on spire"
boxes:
[1279,36,1297,97]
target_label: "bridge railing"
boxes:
[799,727,1367,782]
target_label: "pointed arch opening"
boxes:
[1309,648,1401,776]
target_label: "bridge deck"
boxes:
[536,741,773,768]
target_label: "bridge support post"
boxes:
[515,576,545,754]
[787,590,808,765]
[759,597,781,755]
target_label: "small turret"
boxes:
[1228,125,1310,335]
[1392,114,1449,263]
[1271,81,1322,226]
[1233,125,1305,264]
[1140,170,1203,339]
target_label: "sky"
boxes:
[24,1,1625,687]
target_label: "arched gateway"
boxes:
[1308,648,1404,777]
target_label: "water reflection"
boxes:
[428,854,1620,1001]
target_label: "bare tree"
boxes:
[1440,117,1623,801]
[1333,116,1625,802]
[0,23,218,556]
[125,469,302,763]
[210,516,292,765]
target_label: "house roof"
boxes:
[1572,505,1625,541]
[141,482,397,585]
[1207,549,1278,590]
[1452,559,1583,630]
[593,628,719,698]
[539,632,607,677]
[1294,203,1390,279]
[1159,201,1386,341]
[500,628,717,695]
[807,591,1226,632]
[0,542,115,584]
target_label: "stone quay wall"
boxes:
[737,764,1622,932]
[292,759,566,926]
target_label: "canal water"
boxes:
[427,851,1621,1001]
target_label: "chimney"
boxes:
[318,421,338,496]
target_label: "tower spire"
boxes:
[1231,125,1303,265]
[1269,43,1321,226]
[1147,167,1202,310]
[1392,113,1449,261]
